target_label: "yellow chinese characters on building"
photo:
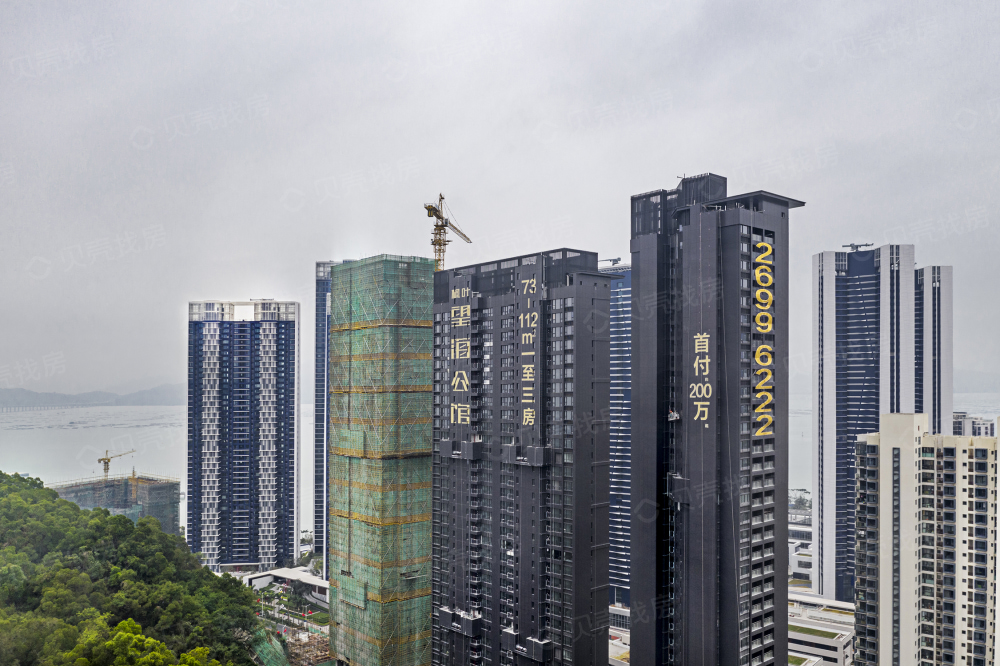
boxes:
[451,338,470,360]
[451,305,470,327]
[692,332,712,422]
[450,402,470,425]
[521,364,535,382]
[522,408,535,426]
[451,370,469,392]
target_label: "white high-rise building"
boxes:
[954,413,997,438]
[853,413,996,666]
[812,245,952,602]
[186,299,300,573]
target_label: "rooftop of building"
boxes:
[443,248,597,274]
[187,298,299,305]
[630,172,805,208]
[788,590,856,616]
[188,300,299,322]
[955,411,994,421]
[244,566,328,590]
[50,472,180,489]
[788,623,847,641]
[788,652,824,665]
[329,254,434,266]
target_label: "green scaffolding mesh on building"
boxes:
[50,474,181,535]
[327,256,434,666]
[252,630,291,666]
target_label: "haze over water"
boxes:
[1,396,996,524]
[0,404,317,529]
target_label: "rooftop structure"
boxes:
[954,412,996,438]
[787,592,855,666]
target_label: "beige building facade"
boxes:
[854,413,996,666]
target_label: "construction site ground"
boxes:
[253,627,332,666]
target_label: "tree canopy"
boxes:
[0,471,260,666]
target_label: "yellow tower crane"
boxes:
[424,194,472,271]
[98,449,135,479]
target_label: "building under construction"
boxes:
[326,255,434,666]
[51,472,181,535]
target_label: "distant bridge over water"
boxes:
[0,403,114,413]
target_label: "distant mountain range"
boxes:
[0,383,185,408]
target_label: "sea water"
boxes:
[0,404,316,527]
[1,396,995,519]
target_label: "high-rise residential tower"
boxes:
[187,299,300,573]
[430,250,611,666]
[812,246,953,602]
[630,173,803,666]
[315,260,336,575]
[602,264,632,609]
[326,256,434,666]
[853,413,997,666]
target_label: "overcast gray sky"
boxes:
[2,0,998,396]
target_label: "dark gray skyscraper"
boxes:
[431,249,610,666]
[811,246,953,602]
[630,174,803,666]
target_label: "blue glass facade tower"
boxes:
[315,262,335,575]
[602,264,632,608]
[812,246,952,602]
[187,299,300,573]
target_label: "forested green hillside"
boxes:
[0,471,260,665]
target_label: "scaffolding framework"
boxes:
[50,473,181,535]
[327,256,434,666]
